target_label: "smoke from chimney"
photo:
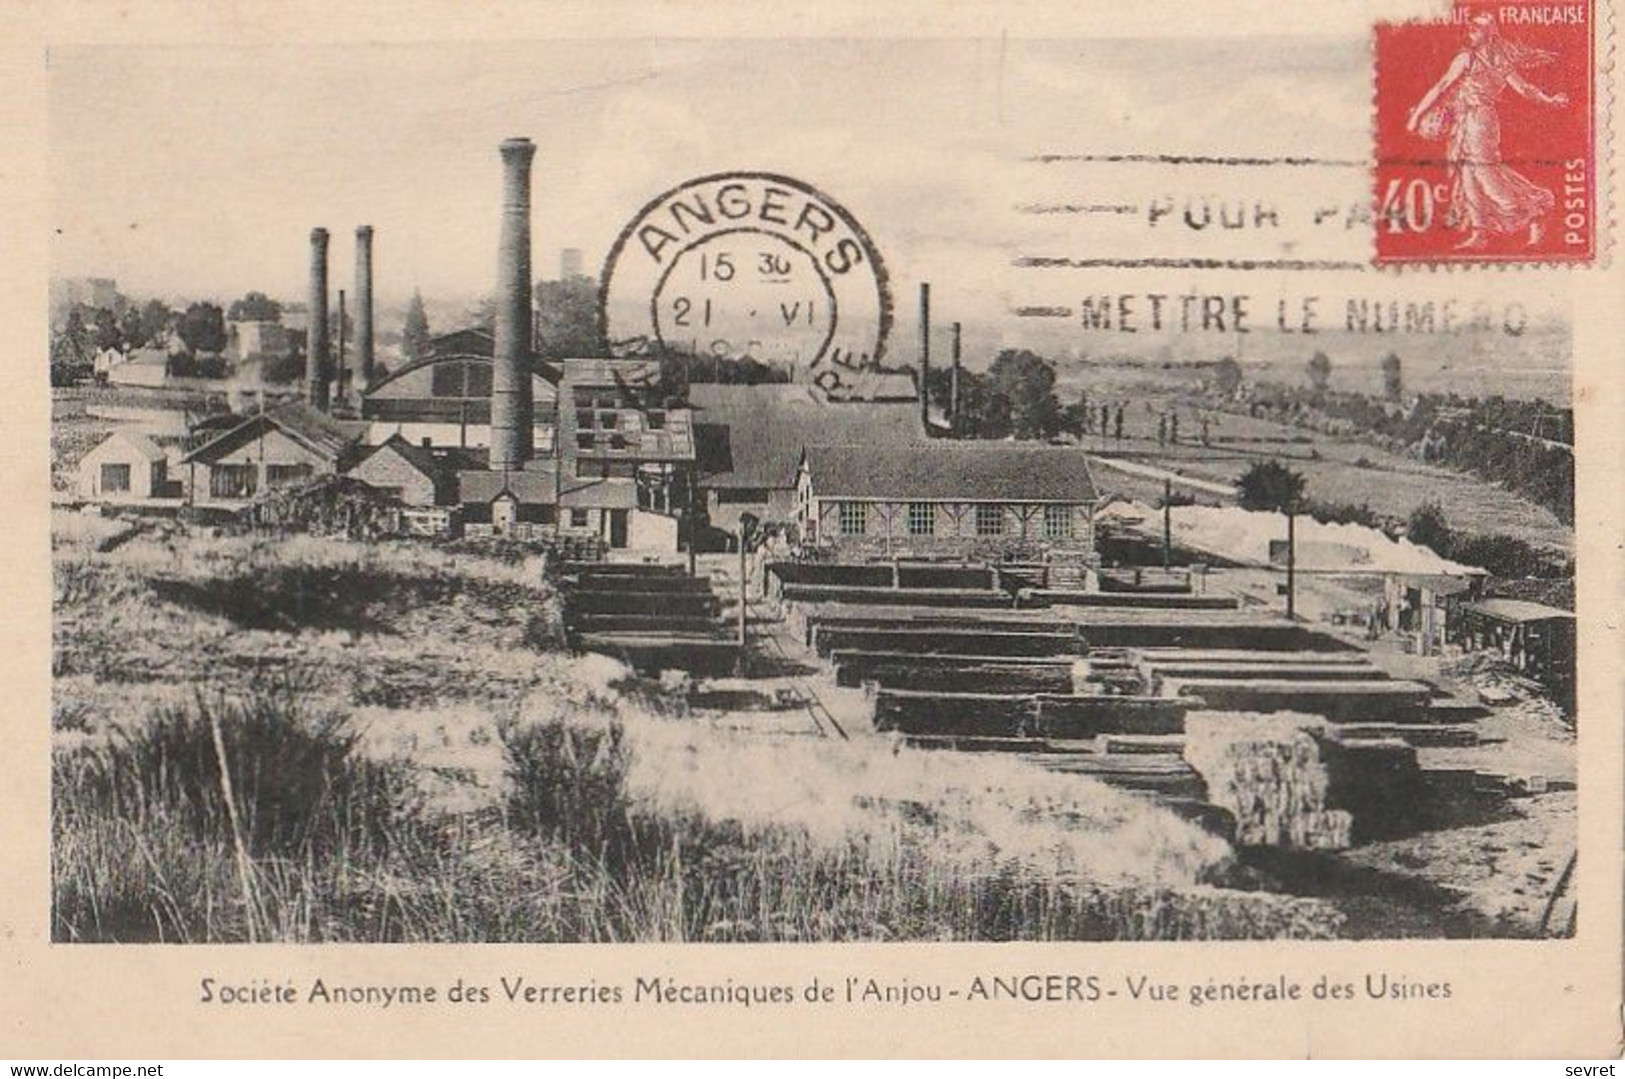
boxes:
[491,137,537,472]
[354,225,375,393]
[306,228,330,410]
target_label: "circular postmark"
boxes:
[599,172,891,390]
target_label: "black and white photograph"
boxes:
[46,27,1585,953]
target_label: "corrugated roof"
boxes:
[558,479,638,509]
[803,442,1099,503]
[93,430,167,462]
[269,401,363,457]
[1463,598,1576,624]
[349,435,445,482]
[562,357,661,388]
[181,401,360,464]
[690,383,925,490]
[456,468,557,505]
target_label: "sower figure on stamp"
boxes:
[1406,12,1569,250]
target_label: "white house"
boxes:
[77,431,175,502]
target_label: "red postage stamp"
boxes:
[1374,0,1596,264]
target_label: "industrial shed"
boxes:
[796,442,1100,562]
[182,401,362,505]
[690,382,926,536]
[360,328,561,451]
[1457,598,1576,702]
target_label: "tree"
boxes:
[987,349,1061,439]
[227,291,282,322]
[535,276,603,358]
[136,300,174,349]
[49,307,95,386]
[1307,350,1332,399]
[261,345,305,384]
[402,289,431,362]
[1213,356,1243,396]
[1237,459,1308,618]
[1380,352,1403,402]
[85,305,124,352]
[1058,389,1094,438]
[1406,499,1452,556]
[1237,459,1307,513]
[176,302,227,355]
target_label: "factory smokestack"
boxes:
[354,225,374,393]
[491,137,537,473]
[306,228,330,410]
[918,282,931,432]
[950,321,962,435]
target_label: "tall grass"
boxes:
[497,702,1345,942]
[53,684,419,942]
[54,678,1346,942]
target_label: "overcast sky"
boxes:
[50,32,1566,355]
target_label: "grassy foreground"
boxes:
[52,524,1345,942]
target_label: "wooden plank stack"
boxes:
[1182,712,1354,850]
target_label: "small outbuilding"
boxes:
[1382,572,1485,655]
[1456,598,1577,703]
[77,430,176,502]
[344,435,450,507]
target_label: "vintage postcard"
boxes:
[1,0,1621,1059]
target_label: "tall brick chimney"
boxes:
[354,225,374,393]
[491,137,536,473]
[918,281,931,432]
[306,227,330,410]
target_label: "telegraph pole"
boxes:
[1162,478,1173,569]
[1286,507,1297,620]
[737,520,749,674]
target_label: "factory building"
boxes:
[691,382,924,540]
[796,442,1100,562]
[181,401,362,505]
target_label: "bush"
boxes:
[501,712,633,867]
[63,682,413,857]
[52,682,421,942]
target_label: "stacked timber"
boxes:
[560,563,738,676]
[1070,610,1349,651]
[831,650,1077,693]
[1164,678,1433,723]
[797,606,1061,646]
[813,624,1083,659]
[769,561,997,591]
[1329,723,1479,748]
[1097,568,1193,594]
[872,688,1188,738]
[1182,712,1353,850]
[1031,591,1239,611]
[780,583,1014,608]
[1019,752,1206,798]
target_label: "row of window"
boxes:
[576,409,666,432]
[207,463,314,499]
[836,502,1076,539]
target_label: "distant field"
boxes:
[1056,366,1573,557]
